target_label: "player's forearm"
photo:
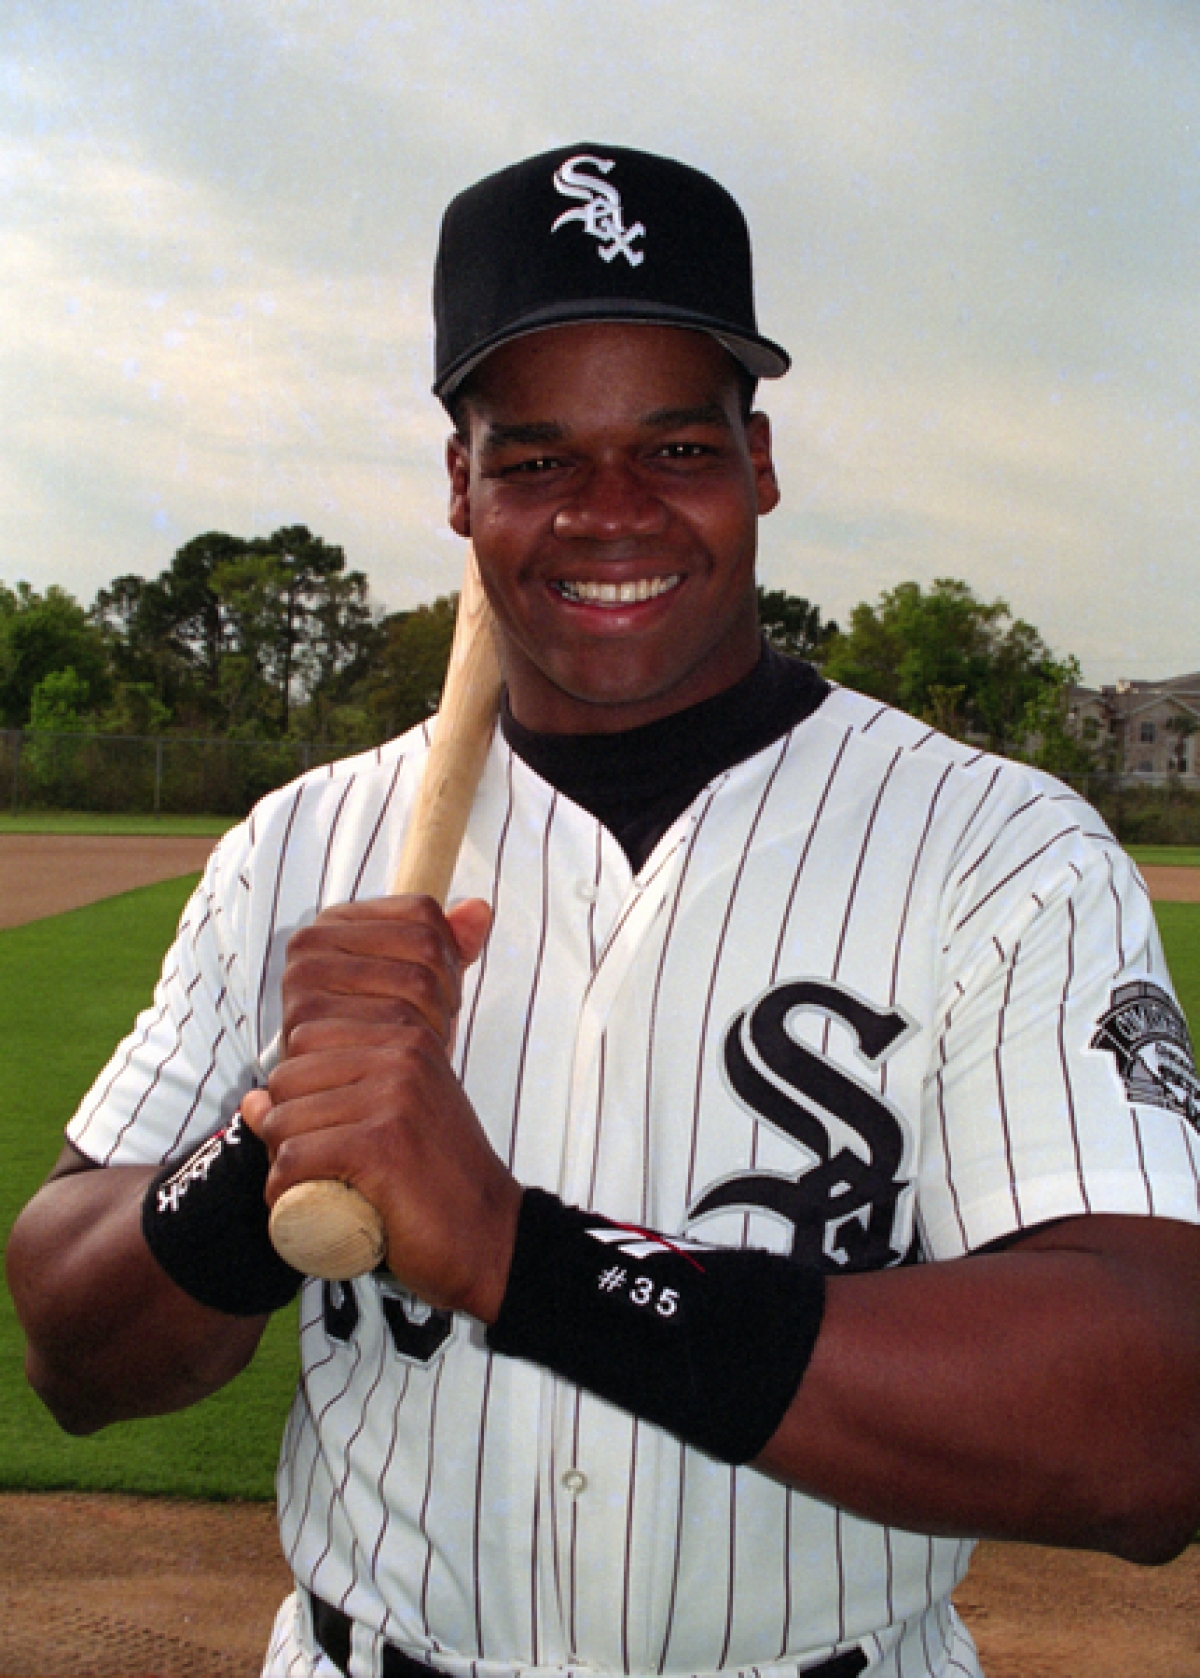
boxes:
[6,1163,267,1434]
[757,1215,1200,1563]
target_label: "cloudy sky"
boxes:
[4,0,1198,686]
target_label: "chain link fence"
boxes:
[4,731,1200,841]
[2,729,364,819]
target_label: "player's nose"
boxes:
[551,461,668,542]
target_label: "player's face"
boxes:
[446,323,780,734]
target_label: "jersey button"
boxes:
[575,880,599,903]
[561,1468,588,1495]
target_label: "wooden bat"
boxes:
[266,547,502,1281]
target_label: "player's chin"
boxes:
[540,653,696,722]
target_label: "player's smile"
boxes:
[552,574,681,606]
[446,322,780,734]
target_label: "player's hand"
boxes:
[276,894,493,1052]
[241,896,521,1322]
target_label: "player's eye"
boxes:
[654,441,713,461]
[505,454,565,475]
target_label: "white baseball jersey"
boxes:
[69,684,1200,1678]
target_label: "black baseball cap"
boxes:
[432,142,790,401]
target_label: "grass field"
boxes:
[0,870,1196,1501]
[1156,903,1200,1036]
[1126,845,1200,869]
[0,812,234,837]
[0,876,294,1498]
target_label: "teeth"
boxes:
[558,575,681,605]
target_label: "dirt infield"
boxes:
[0,836,219,930]
[956,1540,1200,1676]
[1142,864,1200,903]
[0,1493,289,1677]
[0,1493,1199,1677]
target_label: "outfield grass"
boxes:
[0,812,235,837]
[1126,845,1200,869]
[1156,903,1200,1037]
[0,876,294,1498]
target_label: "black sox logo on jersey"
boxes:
[689,980,916,1274]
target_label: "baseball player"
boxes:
[9,144,1200,1678]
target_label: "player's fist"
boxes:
[248,1016,520,1321]
[241,895,518,1319]
[279,895,492,1051]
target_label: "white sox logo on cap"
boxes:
[551,154,645,266]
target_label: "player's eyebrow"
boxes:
[480,420,567,450]
[478,404,732,454]
[641,402,733,431]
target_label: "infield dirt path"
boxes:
[0,1491,1198,1676]
[2,838,1198,1675]
[0,835,219,929]
[1142,863,1200,903]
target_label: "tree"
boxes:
[98,681,172,738]
[0,581,111,727]
[93,526,377,737]
[28,667,92,732]
[93,533,247,726]
[1017,656,1098,776]
[299,568,383,742]
[243,526,362,734]
[367,596,459,737]
[207,548,290,733]
[756,588,839,662]
[821,578,1078,758]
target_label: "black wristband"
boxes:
[141,1114,303,1316]
[486,1188,825,1464]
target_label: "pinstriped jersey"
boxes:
[69,685,1200,1678]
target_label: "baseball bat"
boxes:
[266,546,502,1281]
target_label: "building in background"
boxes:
[1070,673,1200,784]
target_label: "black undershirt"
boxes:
[501,641,830,872]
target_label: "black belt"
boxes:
[309,1594,867,1678]
[310,1593,430,1678]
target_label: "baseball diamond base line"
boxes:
[0,1494,1199,1677]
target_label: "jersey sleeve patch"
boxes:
[1091,981,1200,1128]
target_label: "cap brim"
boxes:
[434,298,790,397]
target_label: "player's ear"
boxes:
[746,412,781,517]
[447,435,472,537]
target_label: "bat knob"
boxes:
[269,1180,387,1280]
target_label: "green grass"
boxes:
[0,812,234,837]
[1156,903,1200,1037]
[1126,845,1200,869]
[0,877,294,1498]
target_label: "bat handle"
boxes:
[266,550,500,1283]
[269,1180,386,1281]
